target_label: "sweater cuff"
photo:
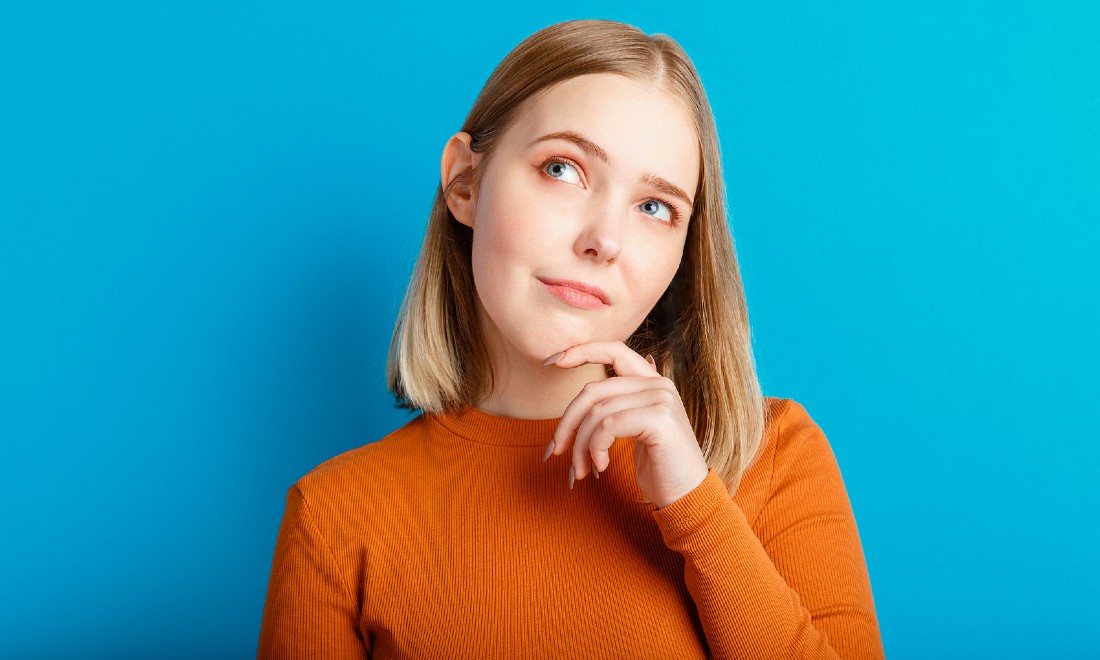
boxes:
[650,467,734,547]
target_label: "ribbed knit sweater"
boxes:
[258,397,883,659]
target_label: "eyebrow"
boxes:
[527,130,696,209]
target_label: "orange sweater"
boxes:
[258,397,884,659]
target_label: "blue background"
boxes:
[2,1,1097,657]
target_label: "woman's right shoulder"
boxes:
[288,412,433,509]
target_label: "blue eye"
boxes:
[639,198,674,224]
[540,155,683,226]
[544,159,581,185]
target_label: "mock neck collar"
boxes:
[427,405,562,447]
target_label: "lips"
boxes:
[537,276,611,307]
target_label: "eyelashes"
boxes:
[537,155,684,227]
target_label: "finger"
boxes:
[572,389,670,480]
[584,403,672,474]
[543,341,652,379]
[550,376,661,458]
[587,402,676,452]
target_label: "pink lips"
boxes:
[538,277,611,310]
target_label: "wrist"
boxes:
[654,464,710,510]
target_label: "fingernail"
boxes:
[542,351,565,366]
[593,464,600,479]
[542,439,554,462]
[568,465,575,489]
[645,354,656,367]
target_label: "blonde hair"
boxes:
[387,19,771,495]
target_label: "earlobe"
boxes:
[440,132,482,228]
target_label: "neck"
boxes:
[477,358,609,419]
[475,307,609,419]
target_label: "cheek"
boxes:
[624,242,685,318]
[472,179,564,274]
[467,202,536,306]
[634,234,685,283]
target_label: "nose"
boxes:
[574,196,624,264]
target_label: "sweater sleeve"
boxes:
[650,401,884,660]
[257,484,370,659]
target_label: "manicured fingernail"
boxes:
[542,351,565,366]
[568,465,575,489]
[645,354,655,367]
[542,439,554,462]
[593,464,599,479]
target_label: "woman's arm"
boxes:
[257,485,370,659]
[651,400,884,660]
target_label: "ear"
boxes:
[440,132,483,228]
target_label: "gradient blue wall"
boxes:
[2,1,1097,657]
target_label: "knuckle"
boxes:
[572,440,585,459]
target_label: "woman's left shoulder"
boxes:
[756,397,850,492]
[765,393,831,440]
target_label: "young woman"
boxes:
[259,19,884,659]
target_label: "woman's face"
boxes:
[448,72,701,368]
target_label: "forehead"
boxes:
[505,73,701,197]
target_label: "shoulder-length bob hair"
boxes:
[388,19,771,495]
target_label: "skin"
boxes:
[441,72,710,508]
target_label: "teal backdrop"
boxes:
[2,1,1097,657]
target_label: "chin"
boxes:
[520,326,586,361]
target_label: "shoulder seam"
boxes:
[757,398,794,527]
[292,484,358,611]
